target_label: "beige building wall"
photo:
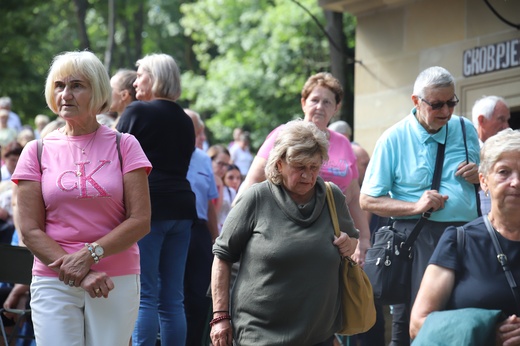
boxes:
[320,0,520,154]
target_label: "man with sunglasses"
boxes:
[360,66,480,346]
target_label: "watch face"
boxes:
[94,246,104,256]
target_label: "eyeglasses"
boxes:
[215,161,230,168]
[418,94,459,110]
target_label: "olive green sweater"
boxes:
[213,177,358,345]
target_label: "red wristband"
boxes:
[209,314,231,327]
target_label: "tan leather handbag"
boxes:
[325,182,376,335]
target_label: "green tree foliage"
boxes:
[0,0,355,147]
[0,0,68,122]
[180,0,341,148]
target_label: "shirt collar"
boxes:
[411,107,447,145]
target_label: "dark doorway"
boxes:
[509,108,520,130]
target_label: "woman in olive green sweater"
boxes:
[210,120,359,346]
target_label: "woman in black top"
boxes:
[410,128,520,345]
[117,53,196,346]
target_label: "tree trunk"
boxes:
[72,0,91,50]
[104,0,116,72]
[133,2,144,63]
[324,10,354,137]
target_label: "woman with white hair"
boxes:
[411,128,520,344]
[12,50,152,346]
[210,120,359,346]
[116,53,197,346]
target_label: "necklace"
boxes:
[66,127,99,155]
[65,126,99,177]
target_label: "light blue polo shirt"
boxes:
[361,109,480,222]
[187,148,219,220]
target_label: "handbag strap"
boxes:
[456,226,465,264]
[325,182,357,265]
[401,126,447,250]
[325,182,341,238]
[459,117,482,217]
[483,215,520,314]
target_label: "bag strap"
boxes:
[456,226,465,264]
[326,182,357,266]
[37,131,123,172]
[37,139,43,173]
[459,117,482,217]
[325,182,340,238]
[401,126,447,250]
[115,131,123,171]
[483,215,520,314]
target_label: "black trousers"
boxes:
[389,219,465,346]
[184,219,214,346]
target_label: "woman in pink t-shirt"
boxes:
[12,51,152,346]
[239,72,371,264]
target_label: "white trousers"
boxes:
[30,275,140,346]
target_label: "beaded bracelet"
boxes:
[209,314,231,327]
[85,243,100,264]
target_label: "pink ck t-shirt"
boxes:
[257,125,358,192]
[12,125,152,277]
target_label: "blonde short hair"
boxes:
[45,51,111,115]
[136,54,181,101]
[265,119,329,185]
[480,128,520,177]
[34,114,50,127]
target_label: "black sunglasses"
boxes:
[418,94,459,110]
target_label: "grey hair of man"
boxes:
[412,66,455,97]
[265,119,329,185]
[136,53,181,101]
[479,128,520,177]
[0,97,12,109]
[472,95,508,127]
[45,51,111,115]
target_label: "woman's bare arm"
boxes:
[410,264,455,339]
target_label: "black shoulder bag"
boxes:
[364,129,447,305]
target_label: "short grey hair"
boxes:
[136,54,181,101]
[413,66,454,97]
[45,51,111,115]
[0,97,12,109]
[265,119,329,185]
[472,95,508,127]
[479,128,520,177]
